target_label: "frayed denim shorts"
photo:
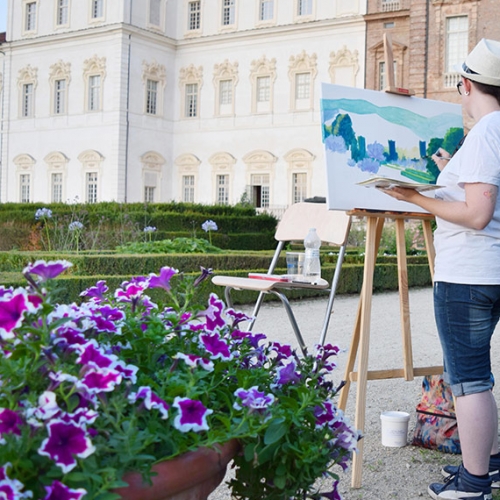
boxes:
[434,281,500,397]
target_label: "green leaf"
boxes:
[65,472,88,482]
[273,474,287,490]
[263,418,288,445]
[94,493,121,500]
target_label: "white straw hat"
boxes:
[456,38,500,87]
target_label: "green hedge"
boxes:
[0,262,433,306]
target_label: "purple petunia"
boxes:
[39,420,96,473]
[79,280,109,303]
[172,397,213,432]
[274,357,301,385]
[199,332,232,361]
[23,260,73,282]
[77,368,122,394]
[148,267,178,292]
[0,463,31,499]
[233,386,275,413]
[174,353,214,372]
[0,292,29,340]
[314,400,337,428]
[43,480,86,500]
[128,386,169,419]
[74,341,117,369]
[200,294,226,331]
[269,342,294,361]
[0,409,23,438]
[26,391,60,423]
[320,480,342,500]
[225,308,252,327]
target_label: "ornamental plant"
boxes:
[0,260,358,500]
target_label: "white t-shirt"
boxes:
[433,110,500,284]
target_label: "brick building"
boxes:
[365,0,500,128]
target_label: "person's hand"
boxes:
[378,186,421,203]
[431,148,451,171]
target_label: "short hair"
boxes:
[472,80,500,106]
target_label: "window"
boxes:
[51,173,63,202]
[256,76,270,103]
[88,75,101,111]
[149,0,161,26]
[216,174,229,204]
[54,79,66,114]
[295,73,310,100]
[378,60,397,90]
[292,173,307,203]
[445,16,468,87]
[91,0,103,19]
[188,1,201,30]
[185,83,198,118]
[219,80,232,106]
[86,172,98,203]
[250,173,269,208]
[20,174,31,203]
[182,175,195,202]
[146,79,158,115]
[22,83,34,118]
[297,0,312,16]
[25,2,37,31]
[144,186,155,203]
[57,0,68,25]
[259,0,273,21]
[384,22,395,29]
[222,0,235,26]
[144,171,158,202]
[289,51,317,111]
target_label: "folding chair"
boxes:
[212,202,352,355]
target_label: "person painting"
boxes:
[382,38,500,500]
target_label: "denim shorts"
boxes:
[434,281,500,397]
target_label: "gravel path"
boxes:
[210,287,500,500]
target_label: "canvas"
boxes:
[320,83,464,213]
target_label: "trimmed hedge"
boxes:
[1,262,433,306]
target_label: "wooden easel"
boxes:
[338,211,443,488]
[338,35,441,489]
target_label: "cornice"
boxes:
[176,16,366,49]
[6,23,177,51]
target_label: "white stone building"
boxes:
[0,0,366,212]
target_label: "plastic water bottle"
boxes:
[303,228,321,282]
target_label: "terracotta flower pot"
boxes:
[114,439,240,500]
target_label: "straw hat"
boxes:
[456,38,500,87]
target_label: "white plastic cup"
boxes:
[380,411,410,447]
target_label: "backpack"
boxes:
[411,374,461,454]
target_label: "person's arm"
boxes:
[382,182,498,230]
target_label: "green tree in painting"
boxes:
[442,127,464,155]
[426,137,444,183]
[331,113,362,161]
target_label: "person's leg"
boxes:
[456,390,498,475]
[429,282,500,498]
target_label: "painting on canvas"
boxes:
[320,83,464,213]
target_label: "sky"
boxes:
[0,0,6,33]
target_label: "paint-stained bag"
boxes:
[411,375,461,454]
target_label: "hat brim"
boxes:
[454,63,500,87]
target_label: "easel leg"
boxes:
[395,219,414,381]
[339,218,384,411]
[351,216,379,488]
[422,219,435,282]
